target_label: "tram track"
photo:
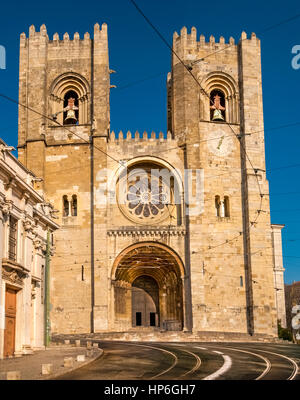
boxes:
[53,340,300,381]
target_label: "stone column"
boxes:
[160,286,167,330]
[32,240,44,349]
[20,218,35,354]
[181,277,188,332]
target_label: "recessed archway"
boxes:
[132,276,159,327]
[112,242,185,331]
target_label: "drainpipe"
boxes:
[44,230,51,347]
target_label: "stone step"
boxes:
[52,331,283,344]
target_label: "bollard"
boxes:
[64,339,70,345]
[86,349,93,358]
[77,354,85,362]
[42,364,53,375]
[75,339,81,347]
[86,341,92,348]
[0,372,6,380]
[7,371,21,380]
[64,357,74,368]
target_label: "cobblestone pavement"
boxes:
[0,345,101,380]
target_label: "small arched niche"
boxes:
[49,72,90,126]
[200,72,239,124]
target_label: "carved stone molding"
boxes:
[4,177,17,191]
[31,282,37,302]
[33,238,43,251]
[22,216,35,233]
[111,279,131,289]
[2,263,28,287]
[107,228,186,238]
[0,197,13,215]
[21,192,30,204]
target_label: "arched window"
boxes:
[224,196,230,217]
[215,195,221,217]
[49,72,90,126]
[63,195,69,217]
[71,195,77,217]
[200,72,239,124]
[210,89,226,122]
[215,195,230,218]
[63,194,78,218]
[63,90,79,125]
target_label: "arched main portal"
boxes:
[112,242,185,331]
[132,276,159,327]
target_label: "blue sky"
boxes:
[0,0,299,283]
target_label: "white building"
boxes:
[0,139,59,359]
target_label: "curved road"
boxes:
[57,341,300,380]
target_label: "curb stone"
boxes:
[39,348,104,380]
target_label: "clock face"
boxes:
[207,129,234,157]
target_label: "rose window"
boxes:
[126,177,168,218]
[117,167,173,224]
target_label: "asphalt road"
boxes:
[56,341,300,380]
[55,341,300,380]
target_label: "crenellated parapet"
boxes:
[172,27,260,66]
[106,131,180,167]
[109,130,174,142]
[20,22,107,48]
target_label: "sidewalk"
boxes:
[0,344,102,380]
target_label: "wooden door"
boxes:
[4,287,17,357]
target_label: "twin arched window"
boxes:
[63,195,77,217]
[215,195,230,218]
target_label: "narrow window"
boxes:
[136,312,142,326]
[71,195,77,217]
[210,89,226,122]
[63,195,69,217]
[215,195,221,217]
[8,216,17,261]
[240,276,243,287]
[150,312,156,327]
[224,196,230,217]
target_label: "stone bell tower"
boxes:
[18,23,110,178]
[167,27,278,336]
[17,23,112,333]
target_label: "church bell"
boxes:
[212,109,224,121]
[64,109,77,125]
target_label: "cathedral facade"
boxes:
[17,23,286,338]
